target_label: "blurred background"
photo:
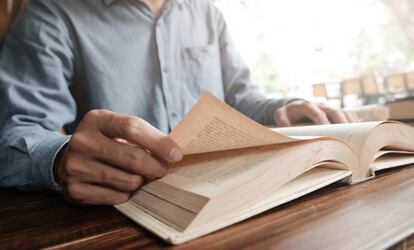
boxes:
[2,0,414,110]
[215,0,414,108]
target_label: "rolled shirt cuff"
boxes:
[31,133,71,193]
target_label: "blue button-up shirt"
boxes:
[0,0,293,192]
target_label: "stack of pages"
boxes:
[115,93,414,244]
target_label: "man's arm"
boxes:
[0,1,76,191]
[0,1,182,205]
[213,5,357,126]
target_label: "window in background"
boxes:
[215,0,414,101]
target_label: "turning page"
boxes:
[170,93,296,155]
[115,92,357,244]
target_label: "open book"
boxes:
[115,93,414,244]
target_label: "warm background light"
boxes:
[216,0,414,105]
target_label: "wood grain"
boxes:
[1,166,414,249]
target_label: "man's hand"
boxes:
[54,109,183,206]
[274,100,358,127]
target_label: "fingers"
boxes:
[274,107,292,127]
[57,110,181,206]
[64,155,145,192]
[86,110,183,163]
[273,100,359,127]
[319,105,348,123]
[345,111,359,122]
[296,102,330,125]
[319,106,360,123]
[68,132,168,179]
[274,101,330,126]
[65,182,130,206]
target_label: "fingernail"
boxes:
[169,147,183,162]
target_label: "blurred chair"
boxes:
[312,83,328,99]
[312,82,341,107]
[340,78,363,107]
[384,73,408,97]
[360,74,387,105]
[341,78,362,95]
[361,74,384,96]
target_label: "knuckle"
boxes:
[66,140,76,153]
[275,108,287,121]
[93,109,108,117]
[65,157,80,176]
[276,116,288,125]
[66,141,76,154]
[126,175,144,191]
[127,150,145,167]
[308,105,323,115]
[66,183,83,201]
[315,109,327,118]
[100,168,110,184]
[330,109,345,119]
[321,107,334,116]
[329,108,340,114]
[339,110,347,116]
[126,151,166,178]
[68,132,93,154]
[303,101,313,109]
[84,109,101,121]
[121,117,142,135]
[61,176,74,188]
[317,103,327,109]
[287,100,302,107]
[69,133,84,148]
[83,109,110,126]
[301,103,315,114]
[275,108,284,117]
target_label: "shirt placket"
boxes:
[155,1,179,130]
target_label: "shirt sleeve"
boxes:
[213,5,297,125]
[0,1,76,192]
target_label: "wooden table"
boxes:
[1,166,414,250]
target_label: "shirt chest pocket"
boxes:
[182,44,223,95]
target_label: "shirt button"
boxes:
[170,112,177,119]
[162,67,168,74]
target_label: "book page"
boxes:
[344,104,389,121]
[117,94,358,241]
[372,152,414,171]
[274,121,414,183]
[170,92,296,155]
[273,122,383,157]
[168,144,300,187]
[150,138,354,200]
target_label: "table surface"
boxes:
[1,166,414,250]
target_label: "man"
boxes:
[0,0,356,205]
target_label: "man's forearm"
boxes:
[0,121,70,192]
